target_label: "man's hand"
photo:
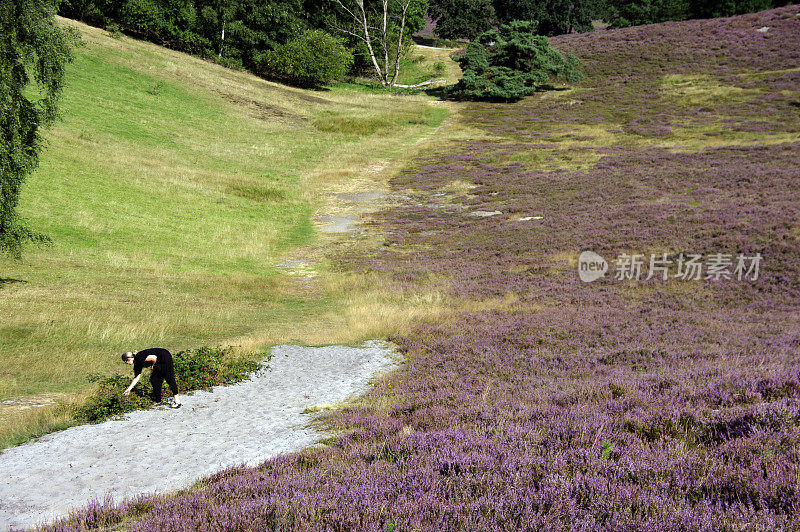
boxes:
[123,390,130,396]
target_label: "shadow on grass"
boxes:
[0,278,27,288]
[426,83,572,103]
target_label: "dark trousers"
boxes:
[150,351,179,402]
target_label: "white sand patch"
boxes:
[0,341,397,531]
[469,210,503,218]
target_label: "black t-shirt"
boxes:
[133,348,169,376]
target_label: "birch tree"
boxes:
[330,0,422,87]
[1,0,74,256]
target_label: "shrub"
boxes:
[105,22,123,39]
[447,20,582,101]
[172,346,260,391]
[260,30,353,88]
[75,346,263,423]
[76,373,153,423]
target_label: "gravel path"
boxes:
[0,341,397,531]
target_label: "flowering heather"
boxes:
[48,7,800,531]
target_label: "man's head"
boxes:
[121,351,136,365]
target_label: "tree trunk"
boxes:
[218,20,225,59]
[356,0,387,85]
[382,0,390,86]
[332,0,415,88]
[389,0,411,87]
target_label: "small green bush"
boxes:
[77,373,153,423]
[173,346,260,391]
[75,346,263,423]
[447,20,582,102]
[260,30,353,88]
[105,22,123,39]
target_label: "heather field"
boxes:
[52,7,800,531]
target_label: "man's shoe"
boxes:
[170,397,182,409]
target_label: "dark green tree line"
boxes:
[429,0,597,39]
[604,0,790,28]
[58,0,428,85]
[59,0,310,71]
[493,0,595,35]
[429,0,790,39]
[428,0,496,40]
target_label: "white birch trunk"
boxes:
[333,0,415,88]
[389,0,411,87]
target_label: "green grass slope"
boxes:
[0,18,448,447]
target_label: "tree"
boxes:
[604,0,783,28]
[447,20,582,101]
[492,0,594,36]
[1,0,74,257]
[688,0,774,18]
[428,0,495,41]
[604,0,691,28]
[259,29,354,87]
[330,0,427,87]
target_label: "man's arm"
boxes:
[123,374,141,396]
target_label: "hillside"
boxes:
[54,6,800,530]
[0,18,449,448]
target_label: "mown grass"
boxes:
[0,19,452,449]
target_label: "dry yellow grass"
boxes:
[661,73,761,106]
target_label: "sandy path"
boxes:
[0,341,396,531]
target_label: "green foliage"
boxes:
[428,0,496,40]
[696,0,781,18]
[492,0,594,36]
[59,0,311,72]
[260,30,353,88]
[115,0,204,52]
[0,0,75,257]
[447,20,582,102]
[105,21,123,38]
[432,0,784,36]
[605,0,692,27]
[57,0,438,88]
[172,346,262,391]
[601,440,614,460]
[605,0,784,28]
[329,0,428,83]
[74,347,263,423]
[77,373,153,422]
[59,0,119,27]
